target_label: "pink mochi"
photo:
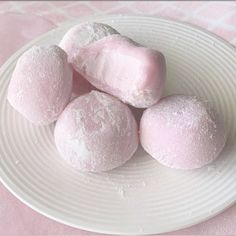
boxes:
[54,91,139,172]
[140,95,227,170]
[71,69,95,99]
[7,45,73,125]
[60,23,166,108]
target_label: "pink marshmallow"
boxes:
[7,45,73,125]
[60,23,166,108]
[54,91,139,172]
[140,95,227,170]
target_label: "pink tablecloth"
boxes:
[0,1,236,235]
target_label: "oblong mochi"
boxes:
[60,23,166,108]
[54,91,139,172]
[7,45,73,125]
[140,95,227,170]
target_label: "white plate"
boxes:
[0,15,236,235]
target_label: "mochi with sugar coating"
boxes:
[7,45,73,125]
[54,91,139,172]
[140,95,227,170]
[59,22,166,108]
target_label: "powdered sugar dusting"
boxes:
[117,186,126,198]
[152,95,214,129]
[59,22,119,63]
[126,89,158,108]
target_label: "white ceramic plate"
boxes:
[0,15,236,235]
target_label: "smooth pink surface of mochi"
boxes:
[54,91,139,172]
[60,23,166,108]
[7,45,73,125]
[140,95,227,170]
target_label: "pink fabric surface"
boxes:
[0,12,55,65]
[0,1,236,235]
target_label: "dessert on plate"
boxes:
[7,22,227,172]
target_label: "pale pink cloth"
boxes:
[0,1,236,235]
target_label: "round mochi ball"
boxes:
[59,22,119,63]
[140,95,227,170]
[7,45,73,125]
[54,91,139,172]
